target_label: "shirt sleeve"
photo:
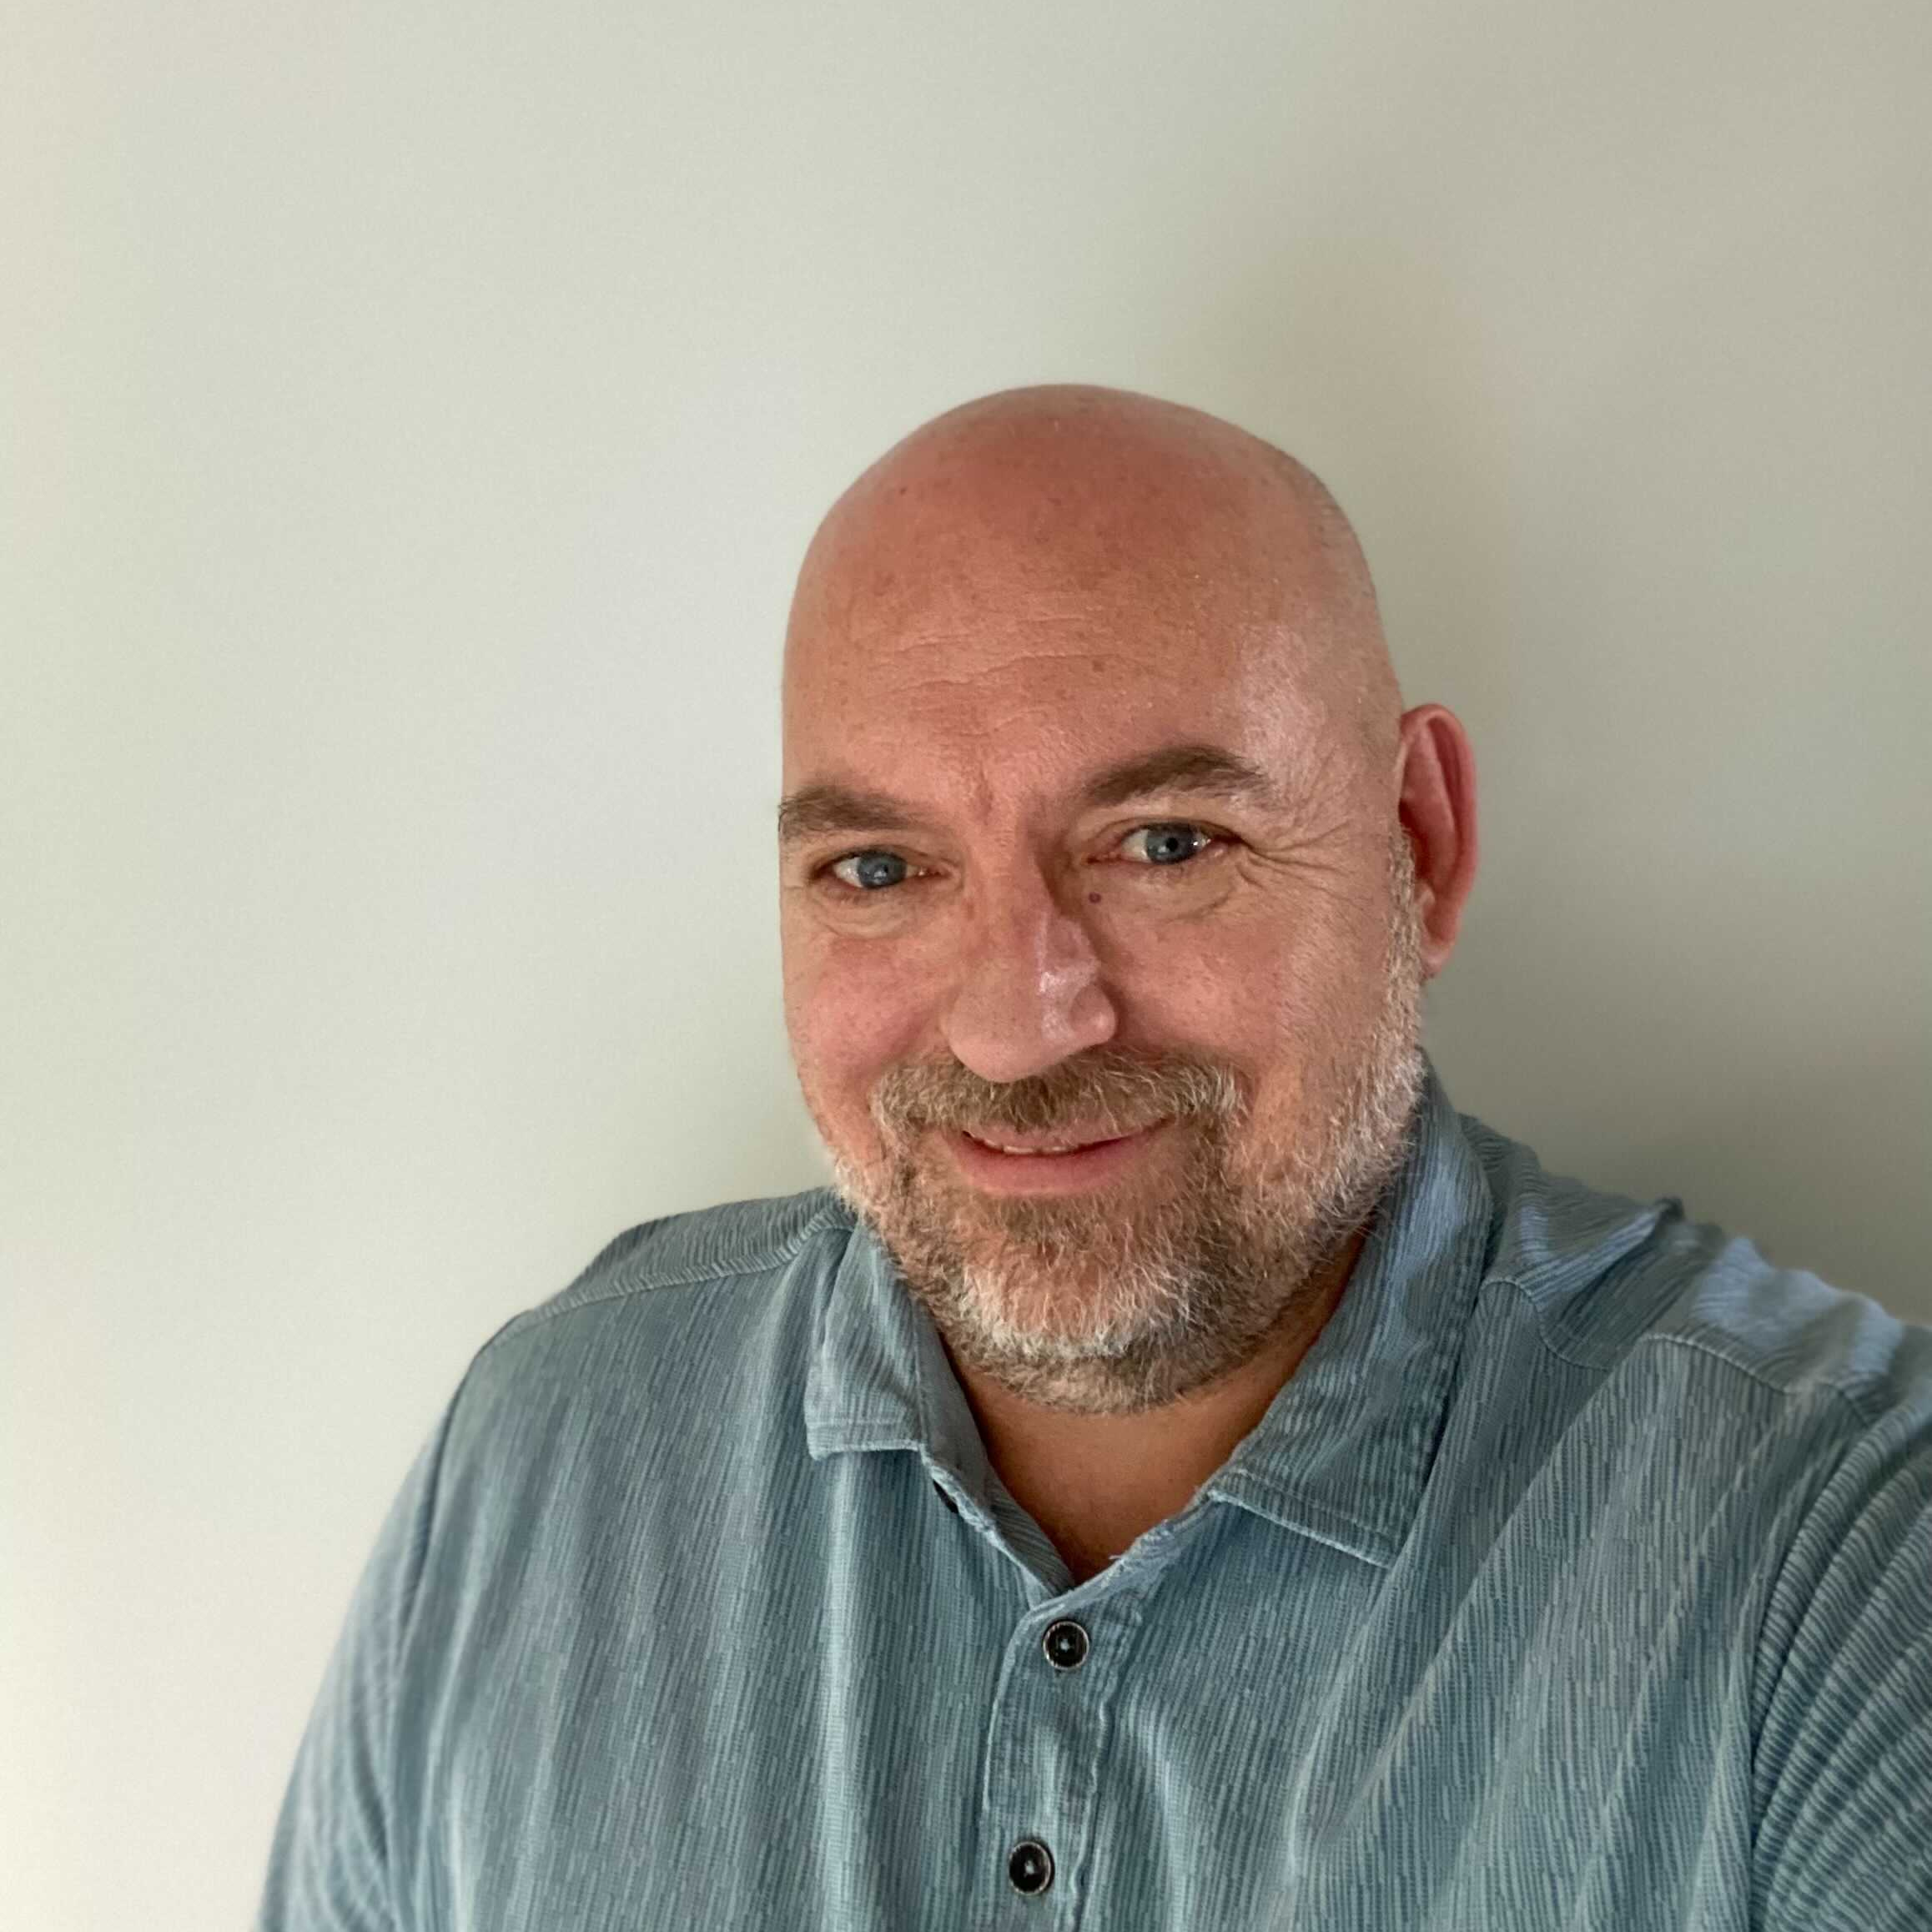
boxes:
[1751,1398,1932,1931]
[254,1400,459,1932]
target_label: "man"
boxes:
[259,386,1931,1929]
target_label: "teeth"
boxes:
[973,1134,1109,1156]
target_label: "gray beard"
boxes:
[825,836,1428,1416]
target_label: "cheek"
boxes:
[1113,909,1373,1083]
[1105,904,1299,1037]
[781,919,937,1129]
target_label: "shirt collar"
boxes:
[803,1054,1500,1568]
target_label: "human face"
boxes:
[780,581,1428,1414]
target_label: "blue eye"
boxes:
[1121,823,1213,867]
[829,850,910,891]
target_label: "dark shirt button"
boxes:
[1041,1618,1089,1669]
[933,1480,959,1515]
[1008,1839,1054,1895]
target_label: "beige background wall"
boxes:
[3,3,1926,1926]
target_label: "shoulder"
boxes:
[1457,1107,1932,1435]
[440,1187,858,1436]
[489,1186,853,1344]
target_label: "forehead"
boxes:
[782,461,1336,806]
[785,622,1319,826]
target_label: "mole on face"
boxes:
[1088,893,1102,904]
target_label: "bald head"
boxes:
[784,384,1401,777]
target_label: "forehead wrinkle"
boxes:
[831,648,1175,703]
[841,608,1122,653]
[802,598,1275,695]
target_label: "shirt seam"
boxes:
[1492,1272,1889,1426]
[475,1198,853,1356]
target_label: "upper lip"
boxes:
[958,1123,1154,1155]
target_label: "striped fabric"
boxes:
[257,1060,1932,1929]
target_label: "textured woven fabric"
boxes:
[258,1061,1932,1929]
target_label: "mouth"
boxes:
[938,1119,1172,1194]
[964,1126,1134,1155]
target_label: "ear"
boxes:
[1394,704,1478,980]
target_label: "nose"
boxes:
[940,863,1119,1084]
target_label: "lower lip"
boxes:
[940,1122,1170,1194]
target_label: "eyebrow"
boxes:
[1080,742,1278,811]
[776,742,1280,849]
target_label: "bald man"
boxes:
[259,388,1932,1932]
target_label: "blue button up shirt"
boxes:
[259,1063,1932,1929]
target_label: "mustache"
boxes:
[870,1046,1245,1140]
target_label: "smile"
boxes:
[940,1120,1172,1194]
[964,1130,1132,1155]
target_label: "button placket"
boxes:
[978,1605,1091,1912]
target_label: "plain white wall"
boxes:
[4,3,1927,1925]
